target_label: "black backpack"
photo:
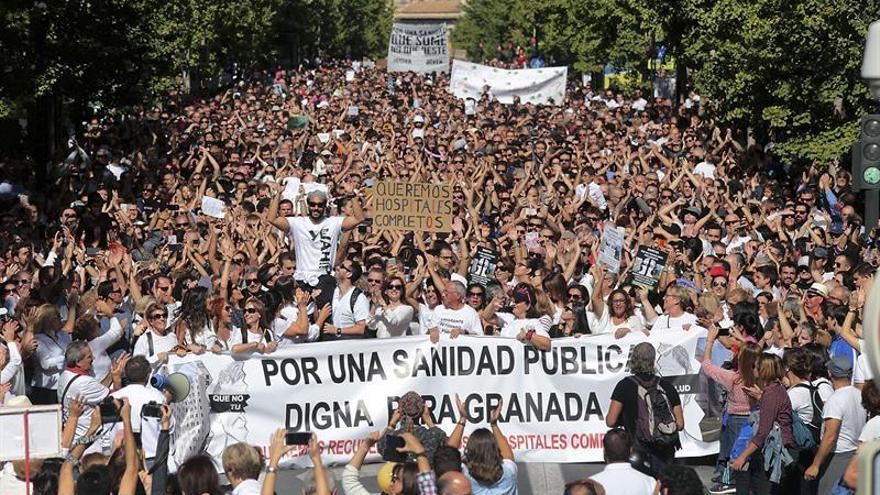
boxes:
[630,375,679,447]
[794,383,825,443]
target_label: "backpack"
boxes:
[794,383,825,445]
[630,375,679,447]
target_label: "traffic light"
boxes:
[854,114,880,189]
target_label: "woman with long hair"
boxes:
[369,275,414,338]
[595,288,645,339]
[208,297,238,353]
[448,398,517,494]
[499,283,551,350]
[729,354,796,494]
[702,322,761,492]
[30,304,73,404]
[229,297,277,354]
[171,285,215,353]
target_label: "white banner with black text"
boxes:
[387,23,449,73]
[450,60,568,106]
[166,330,717,467]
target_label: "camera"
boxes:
[99,397,121,423]
[142,401,162,418]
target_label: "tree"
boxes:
[674,0,877,163]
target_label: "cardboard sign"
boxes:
[387,23,449,73]
[468,247,499,286]
[631,246,669,290]
[598,225,624,273]
[371,181,453,232]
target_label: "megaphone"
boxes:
[150,372,190,403]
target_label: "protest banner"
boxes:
[631,246,669,290]
[387,23,449,73]
[449,60,568,106]
[468,247,499,286]
[166,330,717,468]
[371,181,453,233]
[598,225,624,273]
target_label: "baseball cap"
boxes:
[827,355,853,378]
[813,246,829,259]
[413,115,425,124]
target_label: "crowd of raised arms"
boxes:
[0,58,878,495]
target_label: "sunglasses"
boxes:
[568,293,583,300]
[387,284,403,290]
[244,308,260,314]
[308,202,326,208]
[468,291,484,297]
[149,313,167,320]
[246,278,260,284]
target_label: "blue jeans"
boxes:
[717,414,750,475]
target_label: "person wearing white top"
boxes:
[79,310,123,382]
[499,284,551,350]
[133,303,180,369]
[805,355,867,494]
[368,276,414,338]
[271,287,326,345]
[223,442,266,495]
[31,316,72,404]
[56,341,118,442]
[110,356,172,460]
[231,298,278,355]
[854,353,873,388]
[647,286,697,331]
[267,188,364,283]
[589,428,657,495]
[324,260,370,340]
[430,281,483,342]
[588,269,645,338]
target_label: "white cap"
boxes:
[413,115,425,124]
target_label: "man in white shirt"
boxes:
[57,341,112,442]
[589,428,656,494]
[110,356,170,461]
[323,260,369,340]
[429,281,483,342]
[649,286,697,330]
[806,355,867,494]
[268,189,364,284]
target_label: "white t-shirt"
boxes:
[434,304,483,335]
[287,215,344,282]
[110,383,170,458]
[822,385,867,453]
[596,306,645,335]
[57,370,109,439]
[788,382,817,424]
[589,463,656,495]
[499,316,552,340]
[331,286,370,329]
[854,353,874,385]
[32,330,71,390]
[812,378,834,403]
[370,304,415,338]
[859,416,880,443]
[651,312,697,330]
[272,303,319,345]
[133,329,179,366]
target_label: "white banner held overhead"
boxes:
[167,330,717,467]
[450,60,568,106]
[387,23,449,73]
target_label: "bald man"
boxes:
[438,471,472,495]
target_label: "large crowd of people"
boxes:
[0,57,878,495]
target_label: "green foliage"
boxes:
[455,0,879,164]
[682,0,877,163]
